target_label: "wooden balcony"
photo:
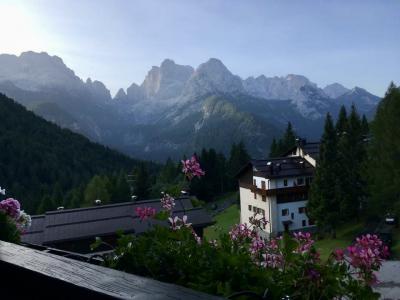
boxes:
[0,240,223,299]
[240,182,309,197]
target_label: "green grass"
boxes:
[314,222,364,261]
[204,204,240,240]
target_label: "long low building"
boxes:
[22,197,213,254]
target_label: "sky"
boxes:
[0,0,399,97]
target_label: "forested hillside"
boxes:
[0,93,146,213]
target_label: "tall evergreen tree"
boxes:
[367,83,400,217]
[269,122,297,158]
[83,175,111,206]
[336,106,348,134]
[336,105,365,220]
[307,113,340,237]
[361,114,369,135]
[133,163,152,200]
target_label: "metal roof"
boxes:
[21,197,213,246]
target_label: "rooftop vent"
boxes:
[267,161,272,166]
[131,195,138,201]
[57,206,64,210]
[94,199,102,205]
[181,190,188,195]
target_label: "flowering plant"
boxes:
[181,155,205,180]
[0,187,31,243]
[93,160,385,299]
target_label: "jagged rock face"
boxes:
[0,51,83,91]
[323,83,350,99]
[243,74,328,118]
[141,59,194,100]
[182,58,244,98]
[85,78,112,103]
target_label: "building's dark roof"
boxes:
[284,140,321,161]
[250,156,314,179]
[21,197,213,246]
[299,142,320,160]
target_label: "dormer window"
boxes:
[283,179,288,187]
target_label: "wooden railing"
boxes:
[239,182,309,196]
[0,240,223,299]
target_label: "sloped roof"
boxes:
[250,156,314,179]
[22,197,213,246]
[284,141,321,161]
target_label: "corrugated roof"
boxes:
[21,197,213,246]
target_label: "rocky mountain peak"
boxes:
[323,83,350,99]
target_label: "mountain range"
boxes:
[0,51,381,161]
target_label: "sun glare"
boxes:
[0,3,45,54]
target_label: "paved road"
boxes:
[375,261,400,299]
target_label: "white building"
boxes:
[238,140,319,238]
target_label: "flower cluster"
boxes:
[229,223,255,242]
[0,198,21,219]
[181,155,205,180]
[293,231,315,254]
[0,197,31,233]
[168,215,191,231]
[135,206,156,221]
[336,234,389,284]
[160,193,175,211]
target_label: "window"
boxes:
[283,179,288,187]
[261,181,266,190]
[262,195,266,202]
[309,219,315,226]
[281,209,289,216]
[253,206,257,213]
[298,207,306,214]
[257,208,262,214]
[297,177,304,185]
[248,205,252,211]
[302,220,307,227]
[261,209,265,216]
[291,213,294,220]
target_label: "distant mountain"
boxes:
[323,83,350,99]
[0,51,382,161]
[0,93,142,213]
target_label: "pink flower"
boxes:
[135,206,156,221]
[229,223,255,242]
[0,198,21,220]
[293,231,314,254]
[338,234,389,285]
[333,248,345,261]
[250,236,266,255]
[168,215,192,231]
[160,194,175,211]
[181,155,205,180]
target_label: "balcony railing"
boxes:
[0,240,223,299]
[240,182,309,197]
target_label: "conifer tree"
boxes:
[83,175,111,206]
[336,106,348,134]
[307,113,340,237]
[367,83,400,217]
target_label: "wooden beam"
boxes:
[0,240,223,299]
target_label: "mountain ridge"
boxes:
[0,51,382,161]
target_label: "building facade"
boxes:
[238,141,319,238]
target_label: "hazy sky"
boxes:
[0,0,399,96]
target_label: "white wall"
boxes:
[239,187,273,234]
[276,200,315,232]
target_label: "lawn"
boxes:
[204,204,240,240]
[314,222,364,260]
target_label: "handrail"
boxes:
[0,240,223,299]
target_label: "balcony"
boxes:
[0,240,223,299]
[240,182,309,197]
